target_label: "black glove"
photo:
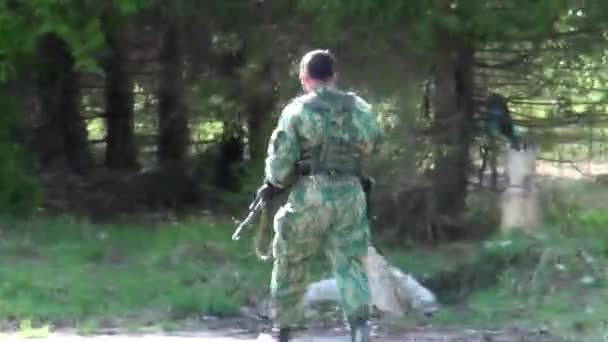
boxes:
[360,176,374,194]
[251,181,283,209]
[360,176,375,219]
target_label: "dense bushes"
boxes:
[0,93,41,217]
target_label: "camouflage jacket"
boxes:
[264,85,381,204]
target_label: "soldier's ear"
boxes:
[299,74,308,91]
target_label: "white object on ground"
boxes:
[302,246,438,319]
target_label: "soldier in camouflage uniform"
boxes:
[254,50,381,342]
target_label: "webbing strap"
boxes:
[253,206,272,261]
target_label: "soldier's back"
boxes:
[285,86,376,215]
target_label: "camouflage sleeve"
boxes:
[352,95,382,155]
[264,102,301,188]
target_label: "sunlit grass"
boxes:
[0,216,273,331]
[0,178,607,339]
[16,319,50,339]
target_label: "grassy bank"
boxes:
[0,186,607,340]
[384,204,608,340]
[0,216,277,333]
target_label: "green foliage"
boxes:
[0,0,151,77]
[366,93,430,178]
[0,94,41,217]
[0,0,153,216]
[297,0,566,52]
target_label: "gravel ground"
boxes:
[0,326,561,342]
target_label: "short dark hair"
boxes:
[300,50,335,81]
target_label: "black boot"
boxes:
[278,327,290,342]
[349,318,371,342]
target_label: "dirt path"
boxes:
[0,327,559,342]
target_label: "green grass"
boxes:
[16,319,50,339]
[383,226,608,340]
[381,175,608,340]
[0,215,275,331]
[0,178,607,340]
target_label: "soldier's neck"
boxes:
[308,83,336,93]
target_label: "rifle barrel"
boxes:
[232,199,263,240]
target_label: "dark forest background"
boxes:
[2,0,608,244]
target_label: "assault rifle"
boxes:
[231,194,266,241]
[232,175,374,241]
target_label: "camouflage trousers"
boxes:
[270,180,371,328]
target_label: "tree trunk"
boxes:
[216,122,244,192]
[157,24,189,164]
[489,137,498,190]
[37,33,92,172]
[429,35,476,237]
[102,23,138,170]
[245,68,276,162]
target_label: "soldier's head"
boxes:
[299,49,336,92]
